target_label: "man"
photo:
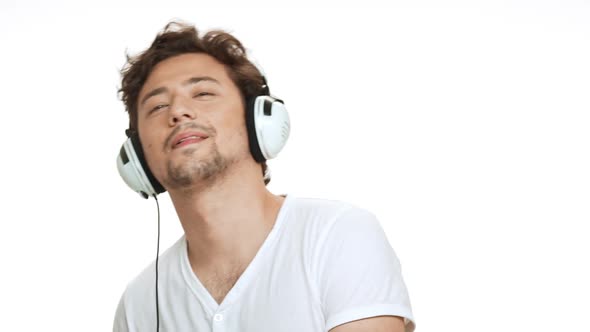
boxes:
[113,21,415,332]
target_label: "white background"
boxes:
[0,1,588,331]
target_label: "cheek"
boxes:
[225,112,250,148]
[138,126,164,172]
[211,103,248,146]
[139,136,158,169]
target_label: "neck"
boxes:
[167,163,285,272]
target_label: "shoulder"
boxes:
[286,195,385,259]
[293,198,415,331]
[289,195,382,235]
[290,195,374,225]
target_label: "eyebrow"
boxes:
[140,76,221,107]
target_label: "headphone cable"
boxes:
[153,194,161,332]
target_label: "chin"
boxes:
[164,150,231,190]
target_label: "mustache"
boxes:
[164,123,216,150]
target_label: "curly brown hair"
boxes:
[119,21,270,184]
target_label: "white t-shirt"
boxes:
[113,194,415,332]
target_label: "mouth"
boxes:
[172,132,209,149]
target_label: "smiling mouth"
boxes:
[174,136,207,149]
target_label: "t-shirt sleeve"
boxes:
[113,292,129,332]
[314,207,415,332]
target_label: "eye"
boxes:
[193,92,214,98]
[149,104,168,114]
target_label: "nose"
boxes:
[168,95,197,126]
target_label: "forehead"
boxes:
[139,53,231,97]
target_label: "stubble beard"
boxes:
[164,141,237,192]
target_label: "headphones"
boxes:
[116,77,290,199]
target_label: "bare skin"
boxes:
[137,53,285,304]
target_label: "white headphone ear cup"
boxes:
[116,139,157,199]
[253,96,290,160]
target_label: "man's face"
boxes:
[136,53,251,191]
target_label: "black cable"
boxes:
[153,194,161,332]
